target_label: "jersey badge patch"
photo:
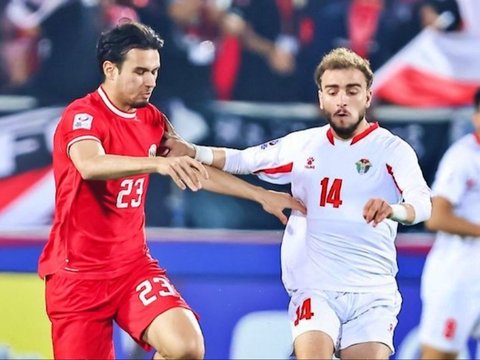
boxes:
[148,144,157,157]
[260,139,279,150]
[355,158,372,174]
[73,113,93,130]
[305,157,315,169]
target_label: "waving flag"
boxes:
[373,29,480,107]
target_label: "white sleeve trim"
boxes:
[66,135,101,158]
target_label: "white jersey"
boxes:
[422,133,480,294]
[224,123,431,294]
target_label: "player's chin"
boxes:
[132,100,149,108]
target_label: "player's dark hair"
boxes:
[96,21,164,79]
[314,48,373,90]
[474,88,480,111]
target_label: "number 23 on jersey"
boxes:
[116,178,145,208]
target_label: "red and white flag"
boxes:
[373,0,480,107]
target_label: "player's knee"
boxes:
[159,335,204,359]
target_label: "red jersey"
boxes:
[39,87,165,279]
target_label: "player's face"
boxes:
[114,48,160,109]
[318,68,372,139]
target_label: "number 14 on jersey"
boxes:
[320,177,343,208]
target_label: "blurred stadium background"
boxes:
[1,0,480,359]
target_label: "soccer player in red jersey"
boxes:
[38,21,305,359]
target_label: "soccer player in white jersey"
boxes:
[165,47,432,359]
[419,88,480,360]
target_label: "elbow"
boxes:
[75,162,98,180]
[424,216,441,232]
[78,168,95,180]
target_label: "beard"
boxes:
[323,109,366,139]
[131,100,149,108]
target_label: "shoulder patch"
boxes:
[260,139,280,150]
[73,113,93,130]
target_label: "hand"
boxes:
[160,117,196,158]
[157,156,208,191]
[363,198,392,227]
[259,190,307,225]
[268,46,295,74]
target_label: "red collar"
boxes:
[327,122,379,145]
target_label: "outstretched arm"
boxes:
[201,166,306,225]
[69,139,208,191]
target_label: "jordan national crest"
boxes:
[355,159,372,174]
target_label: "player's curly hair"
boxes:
[96,21,164,79]
[314,48,373,90]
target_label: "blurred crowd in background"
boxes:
[0,0,476,231]
[0,0,463,107]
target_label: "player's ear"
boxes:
[103,61,116,81]
[318,90,324,110]
[366,89,372,108]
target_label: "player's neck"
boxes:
[100,83,136,113]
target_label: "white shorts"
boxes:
[288,290,402,355]
[419,288,480,352]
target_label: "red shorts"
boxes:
[45,257,195,359]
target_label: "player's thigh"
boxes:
[45,274,115,359]
[339,291,401,357]
[116,262,203,356]
[289,291,340,359]
[341,342,391,360]
[144,307,204,359]
[419,289,479,353]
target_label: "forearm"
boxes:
[195,146,251,174]
[200,166,265,203]
[241,26,275,58]
[76,154,160,180]
[426,215,480,237]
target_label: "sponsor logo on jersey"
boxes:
[355,158,372,174]
[73,113,93,130]
[260,139,279,150]
[148,144,157,157]
[305,157,315,169]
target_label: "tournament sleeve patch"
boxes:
[73,113,94,130]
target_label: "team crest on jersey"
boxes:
[73,113,93,130]
[260,139,279,150]
[305,157,315,169]
[148,144,157,157]
[355,158,372,174]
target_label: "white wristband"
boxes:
[389,204,408,223]
[193,145,214,165]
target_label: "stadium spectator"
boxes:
[222,0,316,103]
[419,88,480,360]
[37,21,304,359]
